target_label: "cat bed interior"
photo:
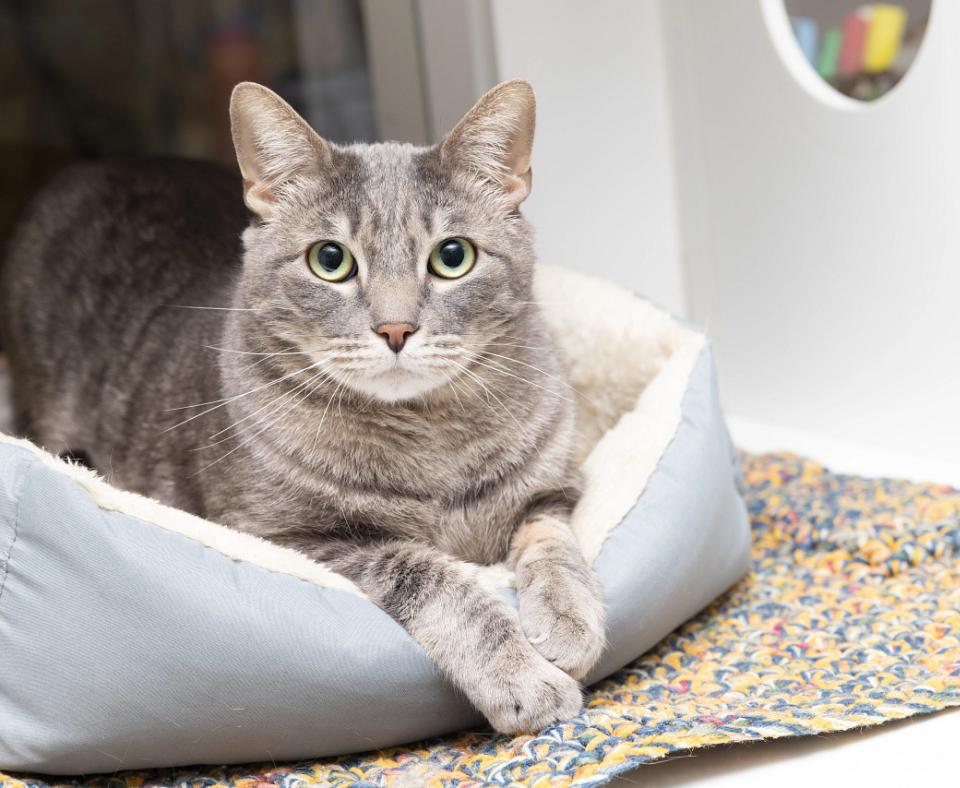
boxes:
[0,266,750,775]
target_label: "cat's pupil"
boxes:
[318,243,343,271]
[439,240,465,268]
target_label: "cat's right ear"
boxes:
[229,82,331,219]
[440,80,536,208]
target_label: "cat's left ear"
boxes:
[230,82,331,219]
[440,80,535,208]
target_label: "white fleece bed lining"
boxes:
[0,267,702,596]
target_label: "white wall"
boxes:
[416,0,499,142]
[489,0,686,316]
[484,0,959,470]
[662,0,960,466]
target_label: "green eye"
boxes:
[307,241,356,282]
[428,237,476,279]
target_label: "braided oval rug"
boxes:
[5,452,960,787]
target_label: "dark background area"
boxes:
[0,0,377,246]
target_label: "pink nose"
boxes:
[374,322,417,353]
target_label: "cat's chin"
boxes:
[348,368,442,404]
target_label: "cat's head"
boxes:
[229,80,537,403]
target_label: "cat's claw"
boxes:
[520,594,606,680]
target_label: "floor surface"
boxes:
[611,413,960,786]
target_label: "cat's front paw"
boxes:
[475,653,583,733]
[518,578,606,680]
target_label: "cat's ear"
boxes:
[440,79,535,207]
[229,82,331,219]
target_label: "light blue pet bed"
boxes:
[0,267,750,775]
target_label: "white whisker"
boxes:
[313,373,351,446]
[201,365,335,446]
[465,354,576,406]
[446,358,525,435]
[454,358,570,494]
[474,348,596,403]
[162,360,325,429]
[433,366,468,414]
[166,304,256,312]
[473,346,600,409]
[482,342,552,352]
[204,344,307,357]
[445,358,559,481]
[191,370,330,476]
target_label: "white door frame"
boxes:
[362,0,498,144]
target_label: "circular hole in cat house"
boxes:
[778,0,931,102]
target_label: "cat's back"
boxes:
[1,158,247,446]
[3,158,246,307]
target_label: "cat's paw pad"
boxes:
[477,656,583,734]
[519,594,605,680]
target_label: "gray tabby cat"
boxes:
[1,80,605,732]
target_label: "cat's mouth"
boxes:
[306,338,466,404]
[345,356,447,403]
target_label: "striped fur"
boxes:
[0,81,605,731]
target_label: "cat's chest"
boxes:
[231,400,539,563]
[314,418,524,561]
[333,408,507,492]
